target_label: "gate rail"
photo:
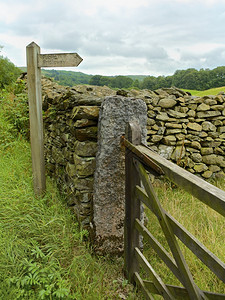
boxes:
[123,122,225,300]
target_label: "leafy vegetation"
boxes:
[42,69,92,86]
[0,88,140,299]
[140,67,225,91]
[0,80,30,139]
[0,46,21,88]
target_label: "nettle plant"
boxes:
[8,245,72,299]
[1,80,30,140]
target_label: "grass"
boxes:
[0,89,141,299]
[142,178,225,298]
[183,86,225,96]
[0,141,142,299]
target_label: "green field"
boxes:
[184,86,225,96]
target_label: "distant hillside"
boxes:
[42,69,92,86]
[126,75,148,81]
[19,66,225,91]
[19,68,93,86]
[19,67,147,87]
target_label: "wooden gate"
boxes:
[123,122,225,300]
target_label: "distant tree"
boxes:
[110,76,133,88]
[99,76,112,86]
[141,76,157,90]
[156,76,172,89]
[209,66,225,88]
[198,68,211,90]
[89,75,102,86]
[0,55,21,88]
[164,76,173,88]
[132,79,140,89]
[42,65,225,90]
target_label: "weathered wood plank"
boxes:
[136,185,225,283]
[135,247,176,300]
[122,137,164,175]
[136,144,225,217]
[124,122,141,282]
[134,272,154,300]
[26,42,46,196]
[136,161,205,300]
[168,213,225,283]
[38,53,83,68]
[135,218,183,285]
[143,281,225,300]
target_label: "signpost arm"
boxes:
[26,42,46,196]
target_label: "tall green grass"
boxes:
[0,89,140,299]
[142,178,225,298]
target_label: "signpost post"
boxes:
[26,42,83,196]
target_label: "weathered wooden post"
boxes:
[124,122,141,282]
[26,42,82,196]
[26,42,45,196]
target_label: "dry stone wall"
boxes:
[42,78,116,229]
[144,87,225,179]
[41,77,225,236]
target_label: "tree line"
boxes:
[40,66,225,91]
[89,67,225,91]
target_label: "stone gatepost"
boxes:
[93,96,147,255]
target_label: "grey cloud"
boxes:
[181,47,225,65]
[1,0,225,75]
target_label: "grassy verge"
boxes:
[0,90,140,299]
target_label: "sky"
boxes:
[0,0,225,76]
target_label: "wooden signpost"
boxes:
[26,42,83,196]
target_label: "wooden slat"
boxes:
[124,122,141,282]
[136,185,225,283]
[135,184,156,215]
[168,213,225,283]
[143,281,225,300]
[135,218,183,284]
[136,144,225,217]
[134,272,155,300]
[135,247,176,300]
[144,281,189,300]
[122,137,164,175]
[136,161,205,300]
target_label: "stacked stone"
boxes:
[39,75,225,231]
[42,80,111,228]
[145,87,225,179]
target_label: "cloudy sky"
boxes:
[0,0,225,76]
